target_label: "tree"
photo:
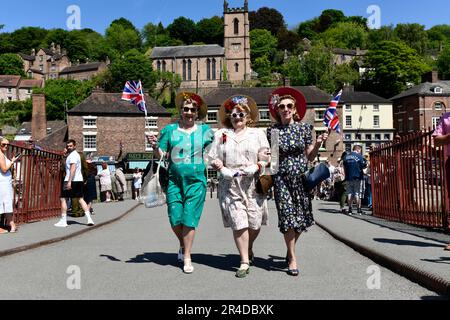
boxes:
[41,28,69,49]
[437,47,450,79]
[301,42,335,93]
[333,63,360,88]
[281,56,306,86]
[0,99,32,126]
[110,18,140,33]
[102,49,156,92]
[249,7,286,36]
[0,53,25,76]
[33,79,94,120]
[9,27,48,53]
[316,9,346,33]
[362,41,431,98]
[367,25,398,49]
[427,25,450,51]
[395,23,428,55]
[320,22,368,49]
[296,19,319,40]
[153,71,181,102]
[195,16,224,46]
[250,29,278,63]
[106,23,142,54]
[253,55,272,84]
[167,17,196,45]
[277,28,301,52]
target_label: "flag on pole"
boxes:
[323,89,342,134]
[121,80,147,117]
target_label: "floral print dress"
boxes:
[267,122,314,234]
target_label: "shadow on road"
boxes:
[318,208,342,214]
[421,257,450,264]
[373,238,444,248]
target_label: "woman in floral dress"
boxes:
[267,87,328,276]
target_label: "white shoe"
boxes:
[54,219,68,228]
[86,217,95,226]
[183,259,194,274]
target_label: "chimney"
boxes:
[31,94,47,141]
[431,70,439,83]
[284,77,291,87]
[343,84,354,93]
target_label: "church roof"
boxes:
[150,45,225,59]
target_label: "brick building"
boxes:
[59,61,109,81]
[0,75,43,103]
[391,72,450,133]
[202,86,343,166]
[67,90,172,164]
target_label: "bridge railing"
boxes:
[6,142,64,224]
[371,130,449,229]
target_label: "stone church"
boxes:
[150,0,251,92]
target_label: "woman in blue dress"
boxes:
[147,92,214,274]
[267,87,328,276]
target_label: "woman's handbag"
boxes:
[303,163,331,192]
[140,159,166,208]
[256,174,273,195]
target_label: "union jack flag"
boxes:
[323,89,342,134]
[121,80,147,116]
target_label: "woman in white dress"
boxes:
[97,162,112,202]
[207,95,270,278]
[0,138,19,233]
[133,168,143,201]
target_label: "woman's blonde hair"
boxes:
[274,95,301,123]
[222,104,254,128]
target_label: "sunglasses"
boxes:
[278,103,294,110]
[230,112,247,119]
[183,107,198,113]
[1,143,9,147]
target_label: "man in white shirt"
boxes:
[55,139,95,227]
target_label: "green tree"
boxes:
[316,9,346,33]
[320,22,368,49]
[437,47,450,79]
[195,16,224,46]
[362,41,431,98]
[395,23,428,55]
[102,49,156,92]
[0,53,25,76]
[167,17,196,45]
[296,19,319,40]
[301,42,335,93]
[250,29,278,63]
[0,100,32,126]
[41,28,69,49]
[277,28,301,52]
[106,22,142,54]
[153,71,181,102]
[427,25,450,50]
[333,63,360,88]
[249,7,286,36]
[9,27,48,53]
[367,25,398,49]
[281,56,306,86]
[253,55,272,84]
[33,79,94,120]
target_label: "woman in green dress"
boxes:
[147,92,214,274]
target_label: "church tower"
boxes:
[223,0,251,83]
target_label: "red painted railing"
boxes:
[6,142,63,224]
[371,130,449,229]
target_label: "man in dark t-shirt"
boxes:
[343,144,367,215]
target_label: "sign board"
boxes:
[125,153,153,161]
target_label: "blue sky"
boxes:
[1,0,450,33]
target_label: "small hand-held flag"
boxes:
[323,89,342,134]
[121,80,147,117]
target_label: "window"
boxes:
[83,134,97,152]
[373,115,380,127]
[39,55,43,62]
[7,88,12,93]
[434,101,444,110]
[345,143,352,152]
[188,59,192,80]
[206,59,211,80]
[384,134,390,140]
[157,60,161,72]
[365,134,372,141]
[355,133,361,140]
[145,117,158,129]
[39,64,44,71]
[345,104,351,111]
[234,18,239,35]
[374,134,381,140]
[315,109,326,121]
[345,115,352,127]
[235,63,239,73]
[259,110,270,121]
[206,111,218,123]
[398,119,404,133]
[207,168,218,180]
[373,104,379,112]
[162,60,166,72]
[83,116,97,128]
[8,97,12,101]
[344,134,351,141]
[365,143,372,151]
[434,86,443,94]
[432,116,441,130]
[51,64,56,72]
[408,117,414,132]
[27,89,32,94]
[212,59,216,80]
[182,60,186,80]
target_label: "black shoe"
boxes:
[357,208,362,215]
[348,209,353,215]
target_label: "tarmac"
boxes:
[1,197,449,297]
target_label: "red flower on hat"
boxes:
[183,92,202,106]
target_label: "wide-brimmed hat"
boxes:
[175,92,208,120]
[219,95,259,127]
[268,87,307,121]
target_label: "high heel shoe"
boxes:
[183,258,194,274]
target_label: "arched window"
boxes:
[162,60,166,72]
[206,59,211,80]
[188,59,192,80]
[434,101,444,110]
[182,60,187,80]
[157,60,161,72]
[235,63,239,73]
[212,59,216,80]
[234,18,239,35]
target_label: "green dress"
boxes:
[158,123,214,228]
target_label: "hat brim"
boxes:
[175,92,208,120]
[268,87,307,121]
[219,95,259,127]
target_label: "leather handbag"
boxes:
[256,174,273,195]
[303,163,330,192]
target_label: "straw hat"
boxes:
[268,87,307,122]
[175,91,208,120]
[218,95,259,128]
